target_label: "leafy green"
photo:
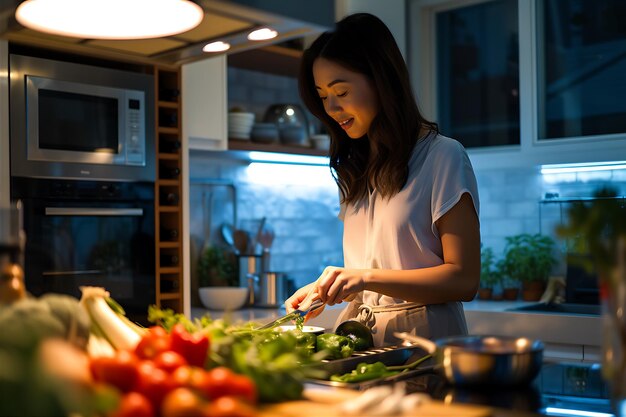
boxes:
[498,233,557,284]
[330,354,432,383]
[147,306,325,403]
[197,245,237,287]
[316,333,355,359]
[556,187,626,283]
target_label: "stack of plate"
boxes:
[228,112,255,140]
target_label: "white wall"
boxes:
[335,0,407,57]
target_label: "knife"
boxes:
[256,300,325,330]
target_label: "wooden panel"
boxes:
[88,38,185,56]
[175,14,253,43]
[228,45,302,77]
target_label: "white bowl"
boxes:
[198,287,248,310]
[278,325,325,335]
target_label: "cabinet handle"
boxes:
[45,207,144,216]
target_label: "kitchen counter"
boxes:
[192,299,602,362]
[191,302,611,416]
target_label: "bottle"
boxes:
[159,112,178,128]
[159,140,181,154]
[159,163,181,179]
[160,191,179,206]
[160,227,179,241]
[160,254,179,267]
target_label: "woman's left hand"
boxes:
[315,266,367,305]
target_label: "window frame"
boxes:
[408,0,626,169]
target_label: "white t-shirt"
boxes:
[336,132,480,345]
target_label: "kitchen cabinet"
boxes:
[182,55,228,151]
[185,45,328,157]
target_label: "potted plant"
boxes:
[478,246,501,300]
[197,245,248,310]
[498,233,557,301]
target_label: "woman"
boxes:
[285,13,481,346]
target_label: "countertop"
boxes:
[192,298,603,362]
[191,301,612,416]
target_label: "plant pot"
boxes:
[477,288,493,300]
[502,287,520,301]
[522,281,546,302]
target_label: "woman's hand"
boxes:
[315,266,366,306]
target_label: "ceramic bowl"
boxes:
[198,287,248,310]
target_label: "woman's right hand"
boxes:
[284,283,325,320]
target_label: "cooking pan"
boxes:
[394,332,543,386]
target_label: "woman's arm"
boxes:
[316,193,481,305]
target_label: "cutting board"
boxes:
[259,386,493,417]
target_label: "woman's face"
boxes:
[313,57,379,139]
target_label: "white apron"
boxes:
[335,132,479,347]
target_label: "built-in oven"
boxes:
[12,177,155,324]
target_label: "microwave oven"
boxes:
[9,54,155,182]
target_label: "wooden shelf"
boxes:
[228,45,302,78]
[158,127,180,135]
[228,139,328,157]
[154,66,184,314]
[158,292,181,300]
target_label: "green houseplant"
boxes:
[478,246,501,300]
[498,233,557,301]
[555,186,626,404]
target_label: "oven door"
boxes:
[21,197,155,324]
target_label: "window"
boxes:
[435,0,519,148]
[538,0,626,140]
[412,0,626,161]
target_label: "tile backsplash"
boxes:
[190,151,626,297]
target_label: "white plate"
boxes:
[278,325,325,335]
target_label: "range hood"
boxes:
[0,0,334,67]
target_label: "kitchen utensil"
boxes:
[255,299,325,330]
[255,271,287,308]
[220,223,238,255]
[394,332,543,386]
[233,229,249,254]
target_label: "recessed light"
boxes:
[15,0,204,40]
[247,27,278,41]
[203,41,231,53]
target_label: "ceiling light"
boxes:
[203,41,231,53]
[15,0,204,40]
[247,27,278,41]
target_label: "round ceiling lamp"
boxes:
[15,0,204,40]
[203,41,230,53]
[247,27,278,41]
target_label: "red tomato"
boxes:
[169,324,210,368]
[204,396,256,417]
[161,387,207,417]
[135,326,171,360]
[203,367,235,400]
[171,366,209,392]
[109,392,154,417]
[90,350,139,393]
[154,350,188,373]
[228,375,257,405]
[134,360,176,409]
[203,367,257,404]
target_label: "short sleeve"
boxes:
[429,138,480,235]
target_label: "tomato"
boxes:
[109,392,154,417]
[204,396,256,417]
[90,350,139,393]
[134,360,176,409]
[171,366,209,392]
[228,375,257,405]
[161,387,206,417]
[154,350,188,373]
[203,367,257,404]
[135,326,171,360]
[169,324,210,368]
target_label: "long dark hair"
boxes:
[299,13,438,204]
